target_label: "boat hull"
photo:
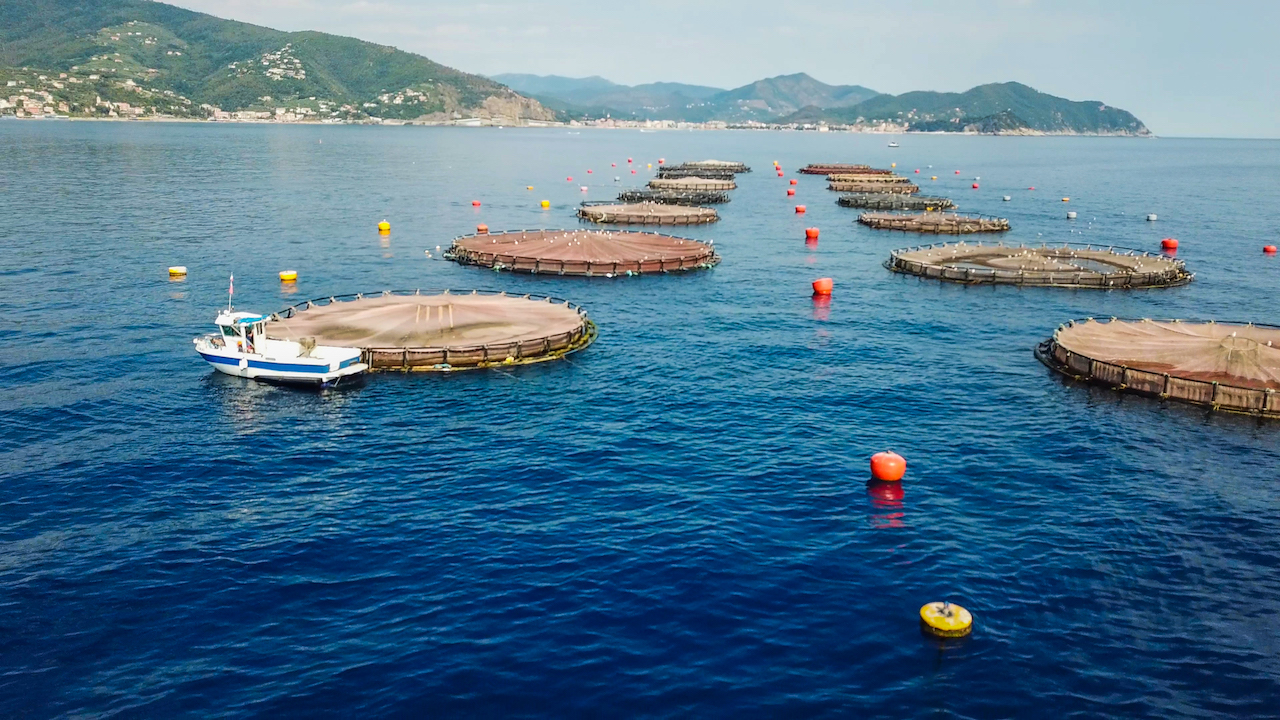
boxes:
[196,347,366,385]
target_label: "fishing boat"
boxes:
[192,276,366,386]
[888,141,900,148]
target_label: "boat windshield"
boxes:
[220,325,239,337]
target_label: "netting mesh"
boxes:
[446,229,719,275]
[1056,319,1280,389]
[268,293,584,349]
[578,202,718,225]
[888,242,1191,287]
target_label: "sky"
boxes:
[169,0,1280,138]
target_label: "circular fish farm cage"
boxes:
[656,167,737,180]
[1036,318,1280,417]
[577,201,718,225]
[674,159,750,173]
[839,193,955,210]
[827,174,913,184]
[265,289,596,372]
[617,189,730,205]
[886,241,1193,288]
[445,229,720,277]
[648,176,737,191]
[859,211,1010,234]
[800,163,889,175]
[829,182,919,194]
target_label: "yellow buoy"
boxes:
[377,220,391,231]
[891,162,896,168]
[1062,198,1070,202]
[931,176,937,180]
[920,602,973,638]
[168,265,188,277]
[540,200,550,208]
[279,270,298,282]
[527,185,534,190]
[647,163,652,168]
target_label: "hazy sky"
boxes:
[170,1,1279,138]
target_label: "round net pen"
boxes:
[1036,318,1280,418]
[800,163,891,175]
[827,174,914,184]
[859,211,1010,234]
[839,194,954,210]
[829,181,919,194]
[673,159,750,173]
[265,289,596,372]
[617,189,730,205]
[445,229,720,277]
[656,167,737,180]
[648,176,737,191]
[577,201,718,225]
[886,241,1193,288]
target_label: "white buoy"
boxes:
[1146,214,1158,221]
[1003,195,1011,201]
[1067,211,1078,219]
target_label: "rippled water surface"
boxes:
[1,122,1279,717]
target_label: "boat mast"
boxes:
[227,274,234,312]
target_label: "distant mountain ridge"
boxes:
[493,72,880,123]
[0,0,557,122]
[499,72,1148,135]
[781,81,1148,135]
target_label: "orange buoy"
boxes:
[795,205,806,213]
[631,169,637,174]
[812,277,833,295]
[954,170,960,174]
[1161,238,1179,250]
[1028,186,1036,190]
[611,163,616,167]
[914,169,920,173]
[566,176,573,182]
[787,189,796,196]
[789,179,797,185]
[1265,245,1278,254]
[972,183,979,189]
[805,227,820,239]
[587,169,592,174]
[471,200,481,206]
[477,224,489,234]
[870,451,906,481]
[627,157,633,163]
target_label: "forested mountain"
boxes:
[0,0,557,122]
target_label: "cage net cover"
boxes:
[1057,319,1280,388]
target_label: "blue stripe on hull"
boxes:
[199,352,241,367]
[247,359,329,374]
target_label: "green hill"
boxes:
[780,82,1148,135]
[0,0,558,122]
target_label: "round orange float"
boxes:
[787,189,796,196]
[870,451,906,481]
[1161,238,1179,251]
[805,227,819,239]
[1265,245,1277,254]
[811,277,833,295]
[795,205,806,213]
[476,224,489,234]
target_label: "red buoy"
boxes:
[914,169,920,174]
[805,227,819,239]
[658,158,665,164]
[1028,186,1036,190]
[611,163,616,167]
[631,169,636,174]
[1161,238,1179,251]
[812,277,833,295]
[870,451,906,481]
[954,170,961,174]
[1265,245,1277,254]
[972,183,979,189]
[476,223,489,234]
[471,200,481,206]
[795,205,806,213]
[587,169,593,174]
[627,158,633,163]
[787,188,796,196]
[566,176,573,182]
[789,179,797,185]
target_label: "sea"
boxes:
[1,121,1278,718]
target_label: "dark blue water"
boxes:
[2,122,1279,717]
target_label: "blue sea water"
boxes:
[1,121,1279,717]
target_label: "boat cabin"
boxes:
[213,311,268,353]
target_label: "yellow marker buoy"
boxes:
[647,163,652,168]
[1062,198,1070,202]
[168,266,188,277]
[891,162,896,168]
[527,186,534,190]
[377,220,391,231]
[279,270,298,282]
[931,176,937,180]
[920,602,973,638]
[540,200,550,208]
